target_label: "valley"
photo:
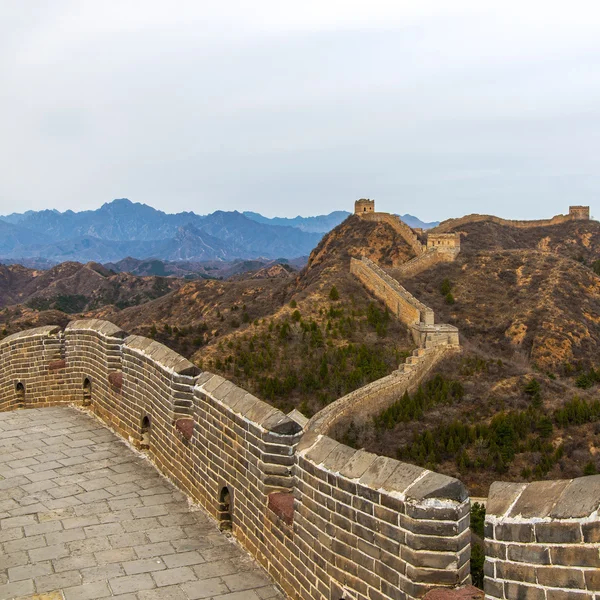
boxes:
[2,204,600,495]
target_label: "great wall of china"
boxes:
[0,200,598,600]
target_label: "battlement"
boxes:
[427,232,461,252]
[2,319,599,599]
[434,206,592,233]
[569,205,590,220]
[354,198,375,214]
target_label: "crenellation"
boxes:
[434,206,591,234]
[2,311,599,598]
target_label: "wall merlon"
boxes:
[0,325,62,347]
[66,319,128,338]
[124,335,200,377]
[3,317,599,600]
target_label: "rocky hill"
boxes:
[0,261,181,313]
[439,218,600,261]
[337,216,600,494]
[99,214,418,415]
[4,211,600,495]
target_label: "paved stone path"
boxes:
[0,407,284,600]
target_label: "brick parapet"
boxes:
[0,325,73,410]
[307,344,456,436]
[3,320,599,599]
[362,212,427,256]
[484,477,600,599]
[64,320,129,435]
[294,433,471,598]
[433,208,591,234]
[351,257,459,350]
[351,257,433,326]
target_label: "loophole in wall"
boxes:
[140,415,151,450]
[82,378,92,406]
[15,382,25,407]
[218,486,232,531]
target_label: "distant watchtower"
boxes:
[355,199,375,215]
[569,206,590,220]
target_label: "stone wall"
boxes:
[0,321,471,599]
[294,433,471,599]
[433,207,591,234]
[570,206,590,220]
[351,257,433,327]
[350,257,459,349]
[3,321,600,599]
[355,198,375,214]
[427,234,461,254]
[308,345,456,435]
[484,477,600,599]
[64,319,129,433]
[394,250,456,279]
[362,212,427,256]
[0,325,76,411]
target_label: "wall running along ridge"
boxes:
[1,322,599,598]
[432,207,590,234]
[0,319,472,600]
[307,344,454,436]
[358,211,460,278]
[327,256,459,436]
[350,257,459,349]
[361,212,428,256]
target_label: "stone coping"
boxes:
[197,372,302,436]
[124,334,201,377]
[297,432,468,503]
[487,475,600,521]
[0,325,61,346]
[359,257,432,317]
[66,318,128,338]
[413,323,459,333]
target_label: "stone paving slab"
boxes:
[0,407,284,600]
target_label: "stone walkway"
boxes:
[0,407,284,600]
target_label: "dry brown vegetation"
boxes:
[3,213,600,494]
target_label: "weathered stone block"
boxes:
[550,475,600,519]
[535,522,582,544]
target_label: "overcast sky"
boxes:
[1,1,600,220]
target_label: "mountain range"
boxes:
[0,199,437,264]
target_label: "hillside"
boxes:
[334,216,600,494]
[99,214,419,415]
[4,211,600,495]
[0,261,181,313]
[437,218,600,261]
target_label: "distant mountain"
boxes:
[199,211,321,257]
[6,199,201,242]
[0,199,438,264]
[0,210,40,225]
[159,224,233,261]
[0,199,322,263]
[0,220,52,254]
[244,211,351,233]
[245,210,438,232]
[398,214,439,229]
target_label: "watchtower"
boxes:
[569,206,590,220]
[355,199,375,215]
[427,233,461,255]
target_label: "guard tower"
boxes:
[569,206,590,220]
[355,199,375,215]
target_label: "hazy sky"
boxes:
[1,1,600,220]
